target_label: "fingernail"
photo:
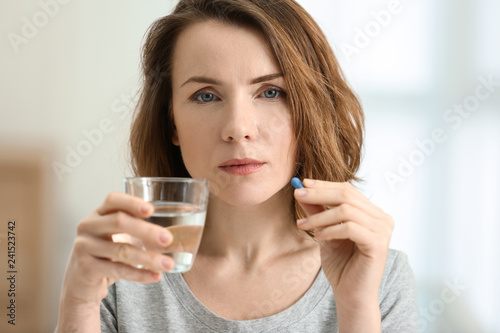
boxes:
[304,179,316,186]
[295,189,307,196]
[297,218,308,225]
[140,203,153,215]
[162,258,173,270]
[159,231,171,245]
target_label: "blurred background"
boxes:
[0,0,498,332]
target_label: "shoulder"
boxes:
[378,249,419,331]
[380,249,416,294]
[385,249,411,272]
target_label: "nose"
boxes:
[221,98,258,142]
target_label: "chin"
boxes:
[209,182,287,207]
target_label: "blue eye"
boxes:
[261,88,283,99]
[196,92,216,102]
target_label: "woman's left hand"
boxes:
[294,179,394,308]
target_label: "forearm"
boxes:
[57,293,102,333]
[336,299,381,333]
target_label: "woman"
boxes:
[57,0,418,332]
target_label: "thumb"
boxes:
[294,191,325,217]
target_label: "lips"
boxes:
[218,158,266,175]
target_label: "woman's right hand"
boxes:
[60,192,175,306]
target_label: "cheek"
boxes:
[269,112,294,147]
[266,107,292,134]
[177,121,206,154]
[267,115,296,163]
[175,117,215,174]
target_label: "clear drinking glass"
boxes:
[121,177,209,273]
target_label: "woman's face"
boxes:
[171,21,296,206]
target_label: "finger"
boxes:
[77,236,175,272]
[303,179,366,196]
[292,179,324,216]
[96,192,154,219]
[89,257,163,284]
[297,203,377,232]
[295,199,325,217]
[78,213,173,249]
[315,221,374,247]
[304,180,385,215]
[316,222,391,257]
[112,224,204,254]
[294,185,384,219]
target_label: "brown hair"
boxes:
[130,0,364,219]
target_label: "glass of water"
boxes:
[122,177,209,273]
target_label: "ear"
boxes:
[171,126,180,146]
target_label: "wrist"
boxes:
[57,296,101,333]
[336,298,381,333]
[334,289,379,309]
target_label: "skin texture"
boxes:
[295,179,393,332]
[57,194,175,332]
[57,20,393,333]
[171,21,297,207]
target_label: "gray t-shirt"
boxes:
[100,249,418,332]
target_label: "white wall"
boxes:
[1,0,498,331]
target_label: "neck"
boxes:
[198,187,305,269]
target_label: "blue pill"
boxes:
[291,177,304,189]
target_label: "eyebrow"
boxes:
[180,73,283,87]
